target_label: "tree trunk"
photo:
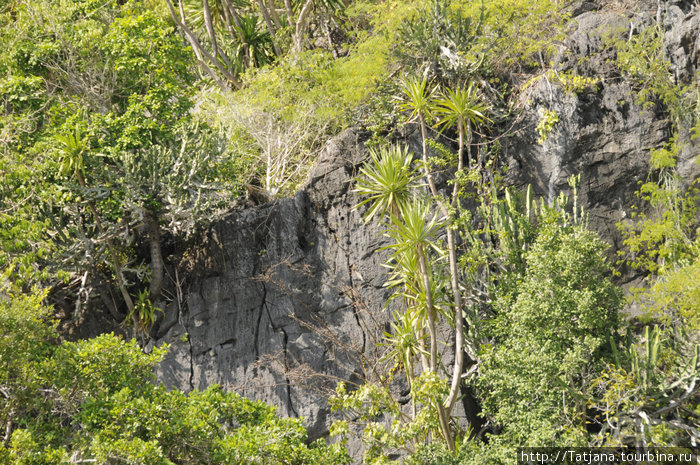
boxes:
[3,417,12,447]
[222,0,244,31]
[283,0,294,24]
[417,247,437,372]
[203,0,219,57]
[293,0,314,52]
[165,0,241,89]
[444,119,466,415]
[144,209,164,302]
[256,0,283,56]
[416,114,460,452]
[267,0,283,30]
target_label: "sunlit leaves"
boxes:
[55,122,88,181]
[397,75,435,124]
[478,207,622,445]
[385,201,442,258]
[432,83,489,132]
[0,294,350,464]
[354,144,419,221]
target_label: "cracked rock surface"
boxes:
[155,129,394,444]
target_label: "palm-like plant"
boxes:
[398,76,435,181]
[383,200,454,444]
[56,124,88,187]
[385,201,441,258]
[433,82,489,173]
[385,248,423,310]
[397,79,493,448]
[382,309,428,419]
[398,75,447,218]
[384,201,442,373]
[399,79,476,434]
[354,144,418,222]
[398,76,434,122]
[235,14,276,68]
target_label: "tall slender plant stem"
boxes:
[256,0,282,55]
[417,243,454,452]
[417,246,437,372]
[444,119,466,416]
[417,113,466,422]
[417,112,461,451]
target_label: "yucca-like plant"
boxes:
[56,124,88,186]
[354,144,419,222]
[403,79,490,427]
[235,14,276,68]
[381,309,428,419]
[384,201,454,446]
[384,247,447,318]
[353,79,495,450]
[433,82,490,172]
[398,76,438,196]
[385,201,442,259]
[383,201,442,368]
[398,75,435,125]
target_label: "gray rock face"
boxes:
[502,1,699,281]
[155,130,396,443]
[152,0,698,453]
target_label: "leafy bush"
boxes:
[0,289,350,465]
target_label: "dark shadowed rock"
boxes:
[155,129,397,448]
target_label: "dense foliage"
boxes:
[0,279,350,464]
[329,0,699,462]
[0,0,698,462]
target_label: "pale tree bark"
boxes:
[417,243,454,452]
[416,113,466,451]
[444,118,466,415]
[283,0,294,24]
[165,0,241,89]
[293,0,314,52]
[229,103,327,196]
[203,0,219,57]
[417,247,437,372]
[267,0,283,30]
[222,0,244,31]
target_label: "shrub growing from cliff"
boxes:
[476,202,623,451]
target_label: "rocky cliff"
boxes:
[148,0,698,451]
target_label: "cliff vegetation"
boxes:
[0,0,698,462]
